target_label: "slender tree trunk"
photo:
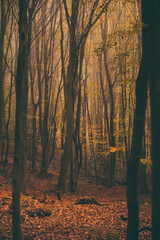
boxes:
[40,72,49,175]
[12,1,28,238]
[86,96,98,184]
[29,58,38,172]
[139,135,148,194]
[20,7,34,193]
[149,1,160,239]
[3,70,13,169]
[40,4,50,175]
[101,21,116,186]
[57,0,79,190]
[127,1,149,239]
[31,106,37,172]
[57,71,75,190]
[83,82,87,176]
[72,87,82,192]
[82,59,89,176]
[71,37,86,191]
[0,0,5,156]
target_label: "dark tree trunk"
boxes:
[29,57,39,172]
[57,0,80,191]
[3,70,13,169]
[83,61,88,176]
[0,0,6,156]
[31,105,38,172]
[12,1,28,239]
[19,1,36,194]
[40,71,49,175]
[101,20,116,186]
[40,4,50,175]
[86,97,98,185]
[71,37,86,192]
[149,1,160,239]
[126,1,149,239]
[139,135,148,194]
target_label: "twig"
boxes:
[139,227,152,232]
[1,230,11,239]
[23,231,51,240]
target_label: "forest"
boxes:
[0,0,160,239]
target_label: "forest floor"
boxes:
[0,163,152,240]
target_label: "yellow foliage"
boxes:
[140,158,152,166]
[108,147,125,153]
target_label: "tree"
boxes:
[57,0,112,191]
[126,0,149,239]
[12,0,39,238]
[12,0,28,237]
[0,0,10,157]
[149,0,160,239]
[39,0,59,175]
[100,19,117,186]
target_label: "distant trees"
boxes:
[57,0,112,191]
[0,0,158,238]
[100,18,117,186]
[0,0,143,187]
[0,0,11,160]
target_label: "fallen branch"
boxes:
[74,197,101,205]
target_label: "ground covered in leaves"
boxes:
[0,166,152,240]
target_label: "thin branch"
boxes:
[63,0,71,28]
[77,0,112,49]
[30,1,62,45]
[0,49,16,79]
[31,0,48,20]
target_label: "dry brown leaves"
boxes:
[0,167,152,240]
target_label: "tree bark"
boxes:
[0,0,6,156]
[57,0,79,191]
[12,1,28,238]
[101,21,116,186]
[126,1,149,239]
[149,1,160,239]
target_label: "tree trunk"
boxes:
[101,20,116,186]
[57,76,75,190]
[139,135,148,194]
[29,58,38,172]
[126,1,149,239]
[0,0,6,156]
[12,1,28,239]
[3,70,13,169]
[83,79,88,176]
[149,1,160,239]
[40,4,50,175]
[57,0,79,190]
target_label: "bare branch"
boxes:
[77,0,112,49]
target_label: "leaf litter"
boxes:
[0,168,151,240]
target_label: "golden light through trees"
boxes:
[0,0,159,239]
